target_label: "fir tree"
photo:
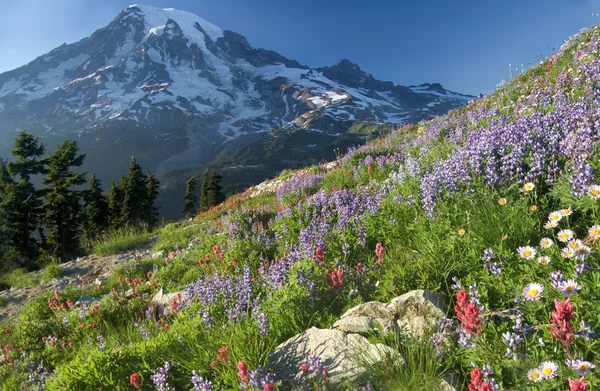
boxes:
[143,172,160,230]
[41,140,86,262]
[83,174,110,244]
[199,168,210,212]
[183,176,198,219]
[108,176,126,230]
[122,157,147,227]
[0,131,46,267]
[0,159,11,267]
[207,170,225,207]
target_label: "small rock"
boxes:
[75,295,102,307]
[436,374,460,391]
[150,287,182,316]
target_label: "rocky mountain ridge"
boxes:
[0,4,473,185]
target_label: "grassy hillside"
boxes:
[2,25,600,391]
[157,122,393,221]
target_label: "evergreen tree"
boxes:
[83,174,110,244]
[0,159,11,268]
[143,172,160,230]
[41,140,86,262]
[207,170,225,207]
[199,168,210,212]
[0,131,46,267]
[183,177,198,219]
[108,176,126,230]
[122,157,147,226]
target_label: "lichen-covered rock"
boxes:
[334,290,446,340]
[150,287,182,316]
[389,290,446,340]
[269,327,402,388]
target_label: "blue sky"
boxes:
[0,0,597,95]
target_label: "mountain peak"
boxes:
[334,58,363,71]
[125,4,224,42]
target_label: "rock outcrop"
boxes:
[269,290,447,388]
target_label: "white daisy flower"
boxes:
[545,220,558,230]
[566,359,595,375]
[523,283,544,300]
[568,239,584,250]
[587,184,600,199]
[557,279,581,296]
[576,245,591,258]
[549,211,563,222]
[588,225,600,239]
[557,229,575,242]
[539,361,558,379]
[540,238,554,248]
[527,368,543,382]
[517,246,536,260]
[523,182,535,192]
[537,256,551,265]
[561,207,573,216]
[561,247,575,258]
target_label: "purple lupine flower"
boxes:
[191,370,214,391]
[575,320,597,340]
[502,332,524,361]
[151,361,175,391]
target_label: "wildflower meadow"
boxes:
[3,21,600,391]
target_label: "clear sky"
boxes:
[0,0,598,95]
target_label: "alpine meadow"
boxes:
[1,3,600,391]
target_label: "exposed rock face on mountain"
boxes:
[0,4,473,185]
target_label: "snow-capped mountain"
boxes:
[0,4,474,183]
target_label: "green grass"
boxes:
[0,268,37,289]
[90,226,152,256]
[40,262,62,283]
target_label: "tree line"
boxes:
[0,131,160,270]
[183,168,225,218]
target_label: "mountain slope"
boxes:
[0,4,473,188]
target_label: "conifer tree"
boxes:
[83,174,110,244]
[143,172,160,230]
[183,176,197,218]
[108,176,126,230]
[207,170,225,207]
[0,159,11,267]
[122,157,147,227]
[41,140,86,262]
[199,168,210,212]
[0,131,46,266]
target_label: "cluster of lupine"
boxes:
[181,265,270,334]
[277,187,386,258]
[150,361,176,391]
[276,172,324,201]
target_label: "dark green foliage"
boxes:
[83,174,110,245]
[183,176,197,218]
[144,172,160,230]
[0,132,46,268]
[41,140,86,262]
[199,168,210,212]
[207,170,225,207]
[122,157,147,227]
[108,176,126,230]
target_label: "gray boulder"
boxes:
[269,326,402,388]
[333,290,446,340]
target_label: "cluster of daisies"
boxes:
[517,206,600,301]
[527,360,595,381]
